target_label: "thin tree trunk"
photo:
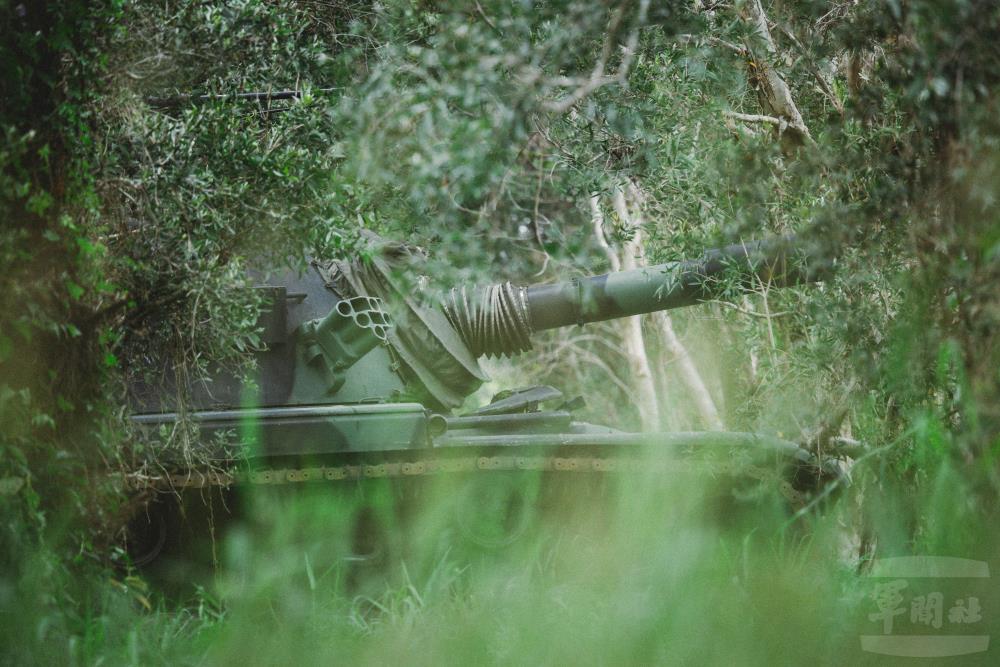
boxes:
[594,189,661,431]
[653,311,724,430]
[618,182,723,430]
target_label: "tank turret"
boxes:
[315,234,823,409]
[130,234,826,461]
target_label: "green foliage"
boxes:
[4,0,1000,663]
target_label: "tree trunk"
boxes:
[616,183,723,430]
[739,0,812,147]
[653,311,724,430]
[592,190,661,431]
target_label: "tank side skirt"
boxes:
[123,450,805,505]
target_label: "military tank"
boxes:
[124,233,833,576]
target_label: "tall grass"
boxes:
[7,445,982,666]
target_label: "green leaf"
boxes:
[26,191,54,215]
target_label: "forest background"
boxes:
[2,0,999,664]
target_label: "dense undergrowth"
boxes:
[2,1,1000,664]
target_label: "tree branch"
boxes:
[675,33,747,57]
[590,195,621,272]
[723,110,786,127]
[738,0,814,146]
[774,21,845,116]
[544,0,649,113]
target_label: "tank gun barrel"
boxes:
[442,236,827,358]
[527,236,816,329]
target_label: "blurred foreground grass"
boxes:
[6,451,997,666]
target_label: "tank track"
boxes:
[125,452,807,505]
